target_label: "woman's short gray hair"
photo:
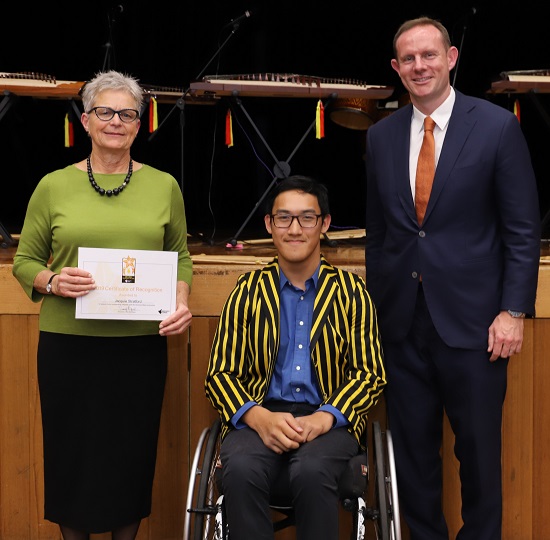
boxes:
[81,70,144,113]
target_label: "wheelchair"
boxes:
[183,418,401,540]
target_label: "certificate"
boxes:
[76,247,178,321]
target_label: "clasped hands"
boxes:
[243,405,335,454]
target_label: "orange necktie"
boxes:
[415,116,436,225]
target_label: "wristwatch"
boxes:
[507,310,525,318]
[45,274,57,295]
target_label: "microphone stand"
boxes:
[452,8,476,88]
[148,20,247,196]
[101,9,120,71]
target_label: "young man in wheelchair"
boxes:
[205,175,387,540]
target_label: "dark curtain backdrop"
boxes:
[2,1,549,242]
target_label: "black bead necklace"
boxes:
[86,155,133,197]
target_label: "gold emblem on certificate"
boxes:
[122,255,136,283]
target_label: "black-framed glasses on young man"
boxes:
[270,214,323,228]
[87,107,140,123]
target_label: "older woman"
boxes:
[13,70,192,540]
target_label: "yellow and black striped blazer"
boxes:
[205,256,386,445]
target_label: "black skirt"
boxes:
[37,331,167,533]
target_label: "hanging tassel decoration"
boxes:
[316,99,325,139]
[64,113,74,147]
[225,108,234,147]
[513,99,521,123]
[149,96,158,133]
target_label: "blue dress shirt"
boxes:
[232,266,347,429]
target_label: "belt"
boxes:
[263,400,319,416]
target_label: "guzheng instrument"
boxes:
[0,72,205,104]
[189,73,394,100]
[489,69,550,94]
[0,72,84,98]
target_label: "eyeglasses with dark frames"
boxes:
[270,213,323,228]
[87,106,140,123]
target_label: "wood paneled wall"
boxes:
[2,262,550,539]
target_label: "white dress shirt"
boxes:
[409,87,456,200]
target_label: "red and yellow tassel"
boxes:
[316,99,324,139]
[149,96,158,133]
[513,99,521,123]
[226,108,234,147]
[64,113,74,147]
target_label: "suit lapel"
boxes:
[258,260,280,353]
[310,258,338,350]
[423,92,476,224]
[393,105,418,224]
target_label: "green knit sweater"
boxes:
[13,163,193,336]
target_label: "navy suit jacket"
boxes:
[365,90,540,349]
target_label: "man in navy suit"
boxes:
[365,16,540,540]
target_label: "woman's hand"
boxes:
[53,267,96,297]
[34,267,95,297]
[159,281,192,336]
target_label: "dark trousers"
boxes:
[384,285,507,540]
[219,402,358,540]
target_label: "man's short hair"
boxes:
[265,176,330,216]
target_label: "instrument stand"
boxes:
[0,221,14,249]
[148,18,248,196]
[0,91,16,123]
[228,93,337,246]
[531,90,550,235]
[526,91,550,131]
[0,92,16,248]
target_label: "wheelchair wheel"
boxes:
[373,421,402,540]
[183,418,224,540]
[385,428,402,540]
[373,421,390,540]
[353,496,367,540]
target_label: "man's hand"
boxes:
[487,310,524,361]
[243,406,305,454]
[295,411,334,442]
